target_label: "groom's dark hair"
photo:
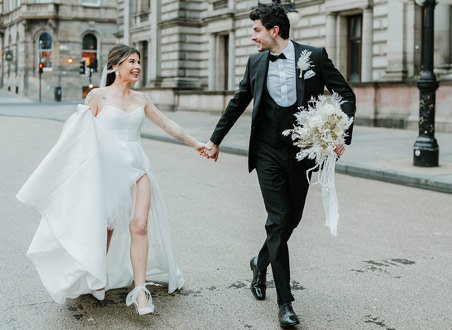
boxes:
[249,4,290,40]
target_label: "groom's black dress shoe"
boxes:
[250,257,266,300]
[278,303,300,328]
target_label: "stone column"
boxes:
[404,0,420,78]
[336,15,348,75]
[146,39,152,85]
[326,13,337,63]
[208,33,216,91]
[137,0,141,22]
[361,7,373,82]
[150,0,160,82]
[434,2,450,70]
[383,0,406,81]
[124,0,131,45]
[227,30,235,90]
[138,41,144,87]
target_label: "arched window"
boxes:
[82,33,98,72]
[38,32,52,70]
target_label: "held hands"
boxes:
[195,142,207,154]
[199,140,219,162]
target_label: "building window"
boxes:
[222,34,229,90]
[215,34,229,90]
[140,0,150,12]
[209,33,230,91]
[82,33,98,72]
[134,0,151,24]
[38,32,52,70]
[82,0,100,6]
[142,41,148,87]
[347,14,362,83]
[212,0,228,10]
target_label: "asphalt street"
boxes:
[1,116,451,329]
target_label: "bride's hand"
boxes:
[195,142,207,155]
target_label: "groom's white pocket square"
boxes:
[304,70,316,80]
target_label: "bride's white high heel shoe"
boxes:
[91,289,105,301]
[126,283,155,316]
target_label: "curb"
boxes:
[142,132,452,194]
[3,113,451,195]
[335,162,452,194]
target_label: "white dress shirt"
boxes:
[266,40,297,107]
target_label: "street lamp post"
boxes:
[413,0,439,167]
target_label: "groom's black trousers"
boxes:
[253,141,311,304]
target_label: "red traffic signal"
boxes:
[38,63,43,74]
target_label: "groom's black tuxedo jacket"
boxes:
[210,40,356,172]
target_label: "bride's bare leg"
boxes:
[129,174,151,308]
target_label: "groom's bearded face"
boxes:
[251,19,277,52]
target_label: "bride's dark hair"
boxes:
[105,44,141,86]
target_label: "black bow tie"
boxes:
[269,53,287,62]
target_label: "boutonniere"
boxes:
[297,50,314,78]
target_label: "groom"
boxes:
[204,4,356,327]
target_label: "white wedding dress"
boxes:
[17,104,184,304]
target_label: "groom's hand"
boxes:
[204,140,219,162]
[334,144,345,157]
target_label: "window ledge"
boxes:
[82,3,100,8]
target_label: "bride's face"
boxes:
[117,53,141,82]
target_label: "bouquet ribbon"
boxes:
[307,153,338,236]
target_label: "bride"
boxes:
[16,44,205,315]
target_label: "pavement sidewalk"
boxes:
[1,89,451,194]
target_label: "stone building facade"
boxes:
[117,0,452,132]
[2,1,452,131]
[0,0,117,100]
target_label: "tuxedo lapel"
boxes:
[252,51,270,123]
[293,41,305,107]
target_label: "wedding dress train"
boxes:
[17,104,184,304]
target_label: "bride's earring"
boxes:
[115,71,120,77]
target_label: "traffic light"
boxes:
[79,60,86,75]
[38,62,44,74]
[90,58,98,72]
[86,56,97,73]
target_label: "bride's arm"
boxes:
[142,93,203,150]
[84,89,101,116]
